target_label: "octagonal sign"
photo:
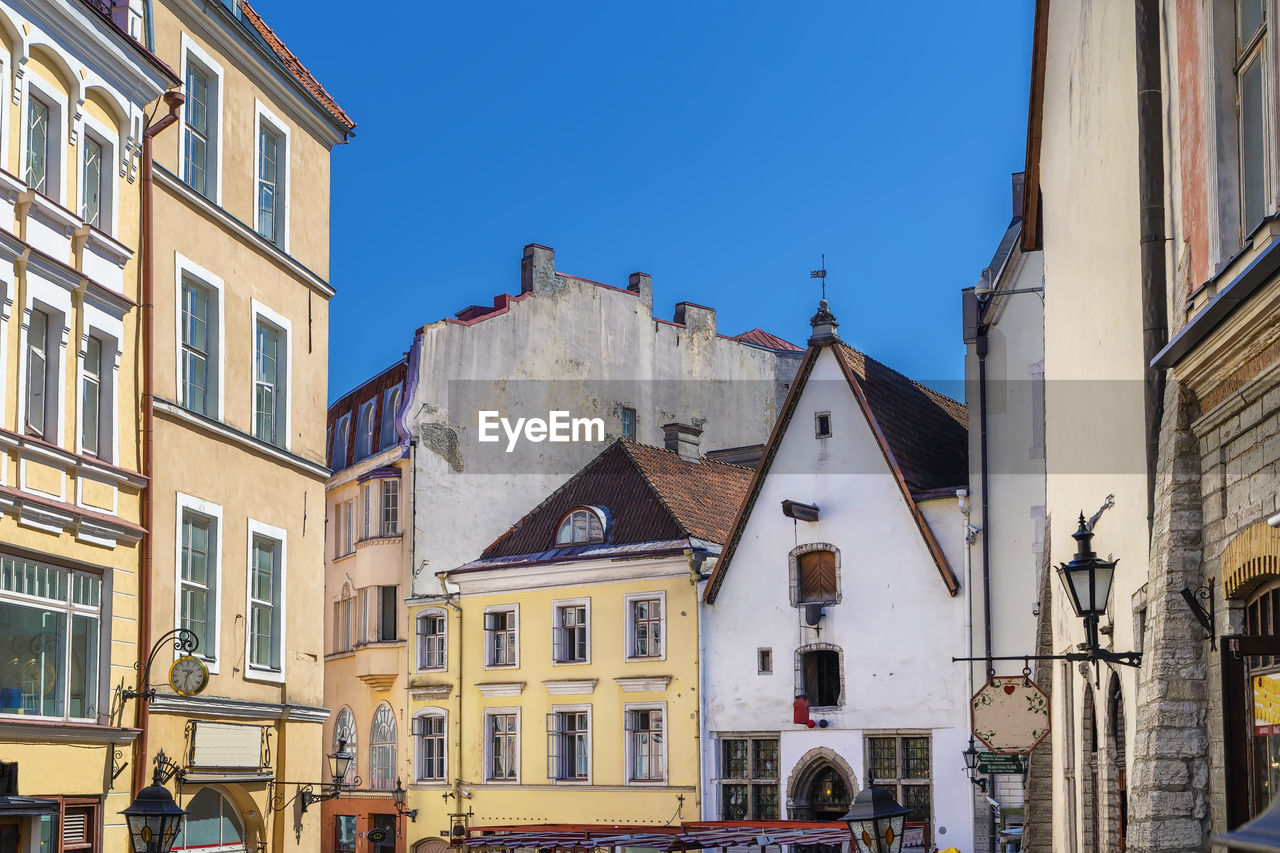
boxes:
[971,675,1050,755]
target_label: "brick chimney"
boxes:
[663,422,702,461]
[521,244,558,293]
[628,272,653,312]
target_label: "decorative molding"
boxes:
[152,397,330,479]
[409,684,453,701]
[543,678,598,696]
[476,682,526,698]
[357,673,398,691]
[149,692,329,723]
[613,676,671,693]
[0,719,140,744]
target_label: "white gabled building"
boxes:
[700,301,974,852]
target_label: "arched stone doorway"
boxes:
[1102,673,1128,851]
[1081,681,1100,851]
[173,788,247,852]
[786,748,857,820]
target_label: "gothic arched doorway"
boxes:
[788,750,855,821]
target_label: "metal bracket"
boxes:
[122,628,200,701]
[1180,581,1216,651]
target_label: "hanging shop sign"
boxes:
[190,721,267,770]
[976,752,1028,774]
[972,675,1050,754]
[1255,673,1280,736]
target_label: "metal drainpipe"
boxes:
[437,573,464,813]
[132,89,185,798]
[1136,0,1169,535]
[977,334,995,674]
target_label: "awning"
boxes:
[464,821,852,851]
[0,796,59,816]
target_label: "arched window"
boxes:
[370,703,397,791]
[417,609,446,670]
[1248,581,1280,815]
[556,508,604,545]
[333,707,357,786]
[413,710,447,782]
[173,788,245,852]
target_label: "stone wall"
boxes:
[1022,522,1054,852]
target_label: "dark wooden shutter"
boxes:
[798,551,836,602]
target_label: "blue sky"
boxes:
[263,2,1035,402]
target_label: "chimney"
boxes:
[628,272,654,313]
[674,302,716,335]
[520,244,558,294]
[808,299,839,346]
[663,422,702,461]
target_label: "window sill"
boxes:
[626,779,670,787]
[244,666,285,685]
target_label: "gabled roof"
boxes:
[477,440,754,563]
[732,328,805,352]
[704,339,966,603]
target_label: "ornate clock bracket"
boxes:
[122,628,201,701]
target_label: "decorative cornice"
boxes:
[357,673,399,691]
[0,719,140,744]
[476,682,526,698]
[409,684,453,701]
[613,676,671,693]
[0,427,147,487]
[148,692,329,723]
[153,397,330,479]
[543,678,598,696]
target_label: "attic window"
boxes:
[556,508,605,545]
[815,412,832,438]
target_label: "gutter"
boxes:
[976,335,994,672]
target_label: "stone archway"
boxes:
[1101,673,1128,851]
[412,838,451,853]
[786,747,858,821]
[1081,681,1100,852]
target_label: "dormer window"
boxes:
[556,508,605,545]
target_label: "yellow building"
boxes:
[125,1,354,852]
[404,434,751,849]
[0,1,178,850]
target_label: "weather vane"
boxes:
[809,254,827,300]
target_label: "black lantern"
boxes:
[122,760,187,853]
[393,778,418,822]
[962,741,979,771]
[1057,513,1117,654]
[328,738,354,792]
[843,787,911,853]
[1213,797,1280,851]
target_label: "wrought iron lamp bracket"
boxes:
[1180,581,1216,650]
[122,628,200,701]
[268,777,359,814]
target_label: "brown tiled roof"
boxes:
[240,1,356,131]
[732,328,804,352]
[480,440,753,560]
[835,342,968,492]
[326,360,406,469]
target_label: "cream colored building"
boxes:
[0,1,177,851]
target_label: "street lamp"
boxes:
[1213,797,1280,851]
[843,787,911,853]
[122,757,187,853]
[393,779,419,822]
[1057,513,1117,652]
[961,740,987,793]
[328,739,354,793]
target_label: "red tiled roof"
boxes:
[732,328,804,352]
[480,440,754,560]
[239,1,356,131]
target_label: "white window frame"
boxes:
[624,590,666,661]
[483,603,520,669]
[250,299,291,449]
[341,498,355,556]
[555,506,606,545]
[361,482,374,540]
[22,74,67,204]
[369,702,397,792]
[244,518,287,683]
[379,383,402,451]
[416,607,447,671]
[623,702,668,786]
[173,493,223,673]
[551,597,591,666]
[484,707,521,783]
[413,708,448,784]
[381,478,400,537]
[78,112,118,234]
[547,703,592,785]
[355,398,376,461]
[252,100,290,250]
[333,586,353,654]
[332,706,358,787]
[330,412,352,469]
[0,279,10,428]
[76,319,120,463]
[17,286,70,446]
[173,254,225,420]
[179,34,224,204]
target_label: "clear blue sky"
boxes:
[259,2,1034,402]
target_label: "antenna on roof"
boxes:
[809,254,827,301]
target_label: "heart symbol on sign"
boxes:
[1003,685,1016,695]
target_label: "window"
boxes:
[547,708,590,781]
[556,508,604,545]
[82,136,103,228]
[487,711,518,781]
[378,585,397,642]
[253,319,283,444]
[621,407,637,441]
[355,399,376,461]
[172,790,244,852]
[719,737,779,819]
[334,498,355,557]
[25,308,53,438]
[379,384,402,450]
[362,482,374,540]
[330,413,351,469]
[61,802,99,852]
[183,59,213,198]
[80,336,103,457]
[1238,0,1268,234]
[0,554,101,720]
[369,703,396,791]
[815,411,832,438]
[790,544,841,606]
[553,601,588,664]
[248,532,283,672]
[417,610,446,670]
[799,647,842,707]
[180,512,217,661]
[333,708,357,786]
[626,706,665,783]
[180,278,213,416]
[333,588,353,653]
[866,735,932,829]
[627,593,664,659]
[25,94,50,194]
[256,122,283,243]
[758,648,773,674]
[335,816,356,853]
[485,607,518,666]
[414,712,446,782]
[382,479,400,536]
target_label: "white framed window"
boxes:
[484,605,519,668]
[719,736,780,819]
[0,553,103,721]
[355,399,376,461]
[552,597,590,665]
[379,383,402,451]
[484,708,520,782]
[413,710,447,782]
[251,300,291,448]
[338,498,355,556]
[81,135,104,228]
[369,703,397,791]
[180,36,223,202]
[333,707,358,787]
[624,703,667,785]
[625,591,665,660]
[546,704,592,783]
[21,74,68,204]
[866,733,932,830]
[174,255,224,420]
[1237,0,1269,235]
[175,493,222,670]
[25,92,51,194]
[78,330,118,461]
[245,519,286,680]
[24,306,56,439]
[330,412,352,469]
[555,507,605,545]
[381,479,399,537]
[254,101,289,248]
[333,585,353,653]
[362,482,374,540]
[417,609,446,670]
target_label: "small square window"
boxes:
[758,648,772,674]
[815,412,832,438]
